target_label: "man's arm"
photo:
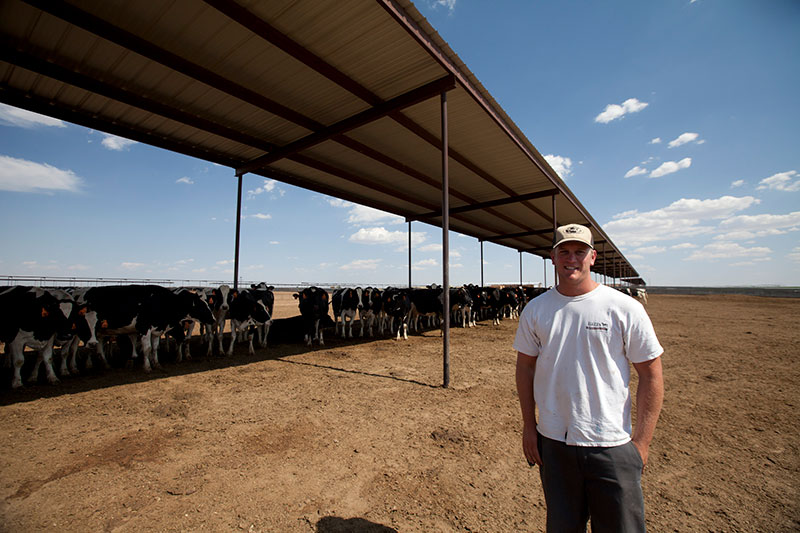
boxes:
[515,352,541,466]
[631,356,664,471]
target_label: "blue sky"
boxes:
[1,0,798,287]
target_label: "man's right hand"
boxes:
[522,424,542,467]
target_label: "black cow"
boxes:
[449,286,474,328]
[0,286,93,388]
[523,286,547,302]
[292,287,330,346]
[266,314,336,344]
[332,287,362,338]
[499,287,521,320]
[359,287,382,337]
[466,285,502,325]
[224,288,272,356]
[381,287,412,340]
[409,286,444,333]
[250,283,276,348]
[84,285,214,373]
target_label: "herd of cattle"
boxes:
[0,282,646,389]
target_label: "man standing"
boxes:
[514,223,664,532]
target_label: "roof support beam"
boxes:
[237,75,456,176]
[22,0,320,131]
[409,188,559,221]
[0,40,280,154]
[207,0,554,228]
[27,0,540,238]
[487,227,554,242]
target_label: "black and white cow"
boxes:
[293,286,330,346]
[523,286,547,302]
[467,285,502,325]
[409,286,443,333]
[249,283,276,348]
[168,287,213,362]
[265,314,336,345]
[381,288,412,340]
[359,287,382,337]
[42,287,98,377]
[332,287,363,338]
[204,284,236,356]
[0,286,93,388]
[449,286,474,328]
[499,287,521,320]
[635,287,648,305]
[84,285,214,373]
[224,288,272,356]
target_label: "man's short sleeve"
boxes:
[513,304,541,357]
[625,304,663,364]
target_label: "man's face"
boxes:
[551,241,596,288]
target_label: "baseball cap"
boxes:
[553,223,594,249]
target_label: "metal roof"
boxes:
[0,0,639,282]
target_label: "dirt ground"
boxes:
[0,292,798,532]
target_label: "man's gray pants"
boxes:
[537,433,646,532]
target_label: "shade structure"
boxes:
[0,0,641,282]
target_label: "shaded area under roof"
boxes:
[0,0,641,282]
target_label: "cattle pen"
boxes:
[0,291,798,531]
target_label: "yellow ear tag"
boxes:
[41,308,49,318]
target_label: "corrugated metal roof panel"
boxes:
[0,0,641,281]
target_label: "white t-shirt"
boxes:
[513,284,663,447]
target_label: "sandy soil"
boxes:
[0,292,798,532]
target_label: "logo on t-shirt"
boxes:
[586,321,608,331]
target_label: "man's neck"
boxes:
[556,280,599,297]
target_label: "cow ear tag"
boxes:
[101,320,108,328]
[79,307,87,316]
[41,307,49,318]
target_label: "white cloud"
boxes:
[248,213,272,220]
[346,205,403,225]
[544,154,573,179]
[668,132,703,148]
[412,258,439,270]
[624,166,648,178]
[756,170,800,192]
[789,247,800,263]
[714,211,800,241]
[0,104,65,128]
[176,176,194,185]
[605,195,760,247]
[670,243,698,250]
[633,246,667,254]
[429,0,456,12]
[731,179,745,188]
[649,138,662,144]
[340,259,382,271]
[248,179,282,198]
[594,98,648,124]
[121,262,146,270]
[0,155,83,193]
[101,134,137,151]
[327,198,352,208]
[650,158,691,178]
[329,199,403,226]
[349,226,426,246]
[269,241,279,245]
[685,241,772,262]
